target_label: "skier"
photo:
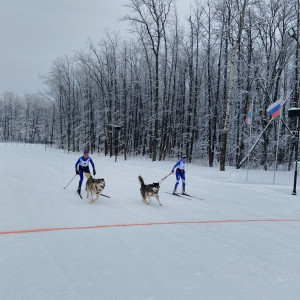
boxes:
[171,155,188,195]
[75,150,96,194]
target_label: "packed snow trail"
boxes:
[1,143,300,300]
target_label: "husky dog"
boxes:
[84,173,105,204]
[138,175,162,206]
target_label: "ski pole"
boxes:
[159,172,173,184]
[63,174,77,189]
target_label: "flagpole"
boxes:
[273,111,282,185]
[273,99,288,184]
[246,123,251,182]
[240,118,274,167]
[242,98,287,170]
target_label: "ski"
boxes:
[182,193,204,200]
[101,193,110,198]
[165,192,203,200]
[77,191,83,199]
[165,192,192,200]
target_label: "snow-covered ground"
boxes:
[1,143,300,300]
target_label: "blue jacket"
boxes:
[172,159,186,172]
[75,156,95,170]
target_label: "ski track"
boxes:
[1,143,300,300]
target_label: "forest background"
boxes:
[1,0,299,171]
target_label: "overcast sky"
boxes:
[0,0,193,97]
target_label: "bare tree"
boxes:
[220,0,250,171]
[123,0,174,161]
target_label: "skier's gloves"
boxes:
[171,170,174,173]
[76,170,79,175]
[93,169,96,175]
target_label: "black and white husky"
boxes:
[84,173,105,204]
[138,175,162,206]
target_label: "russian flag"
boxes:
[245,105,252,125]
[267,100,282,117]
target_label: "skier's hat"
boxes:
[182,154,187,159]
[83,150,89,154]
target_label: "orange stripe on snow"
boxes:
[1,219,300,235]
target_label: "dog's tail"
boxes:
[138,175,145,186]
[84,172,92,179]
